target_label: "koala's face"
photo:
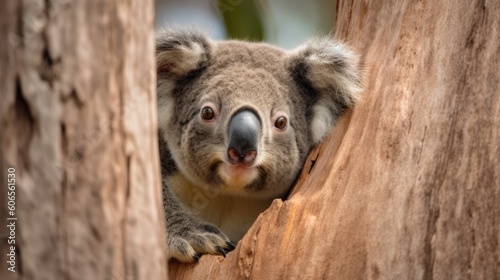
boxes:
[156,30,362,199]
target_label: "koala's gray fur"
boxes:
[156,28,362,263]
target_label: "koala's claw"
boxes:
[168,222,235,263]
[226,241,236,250]
[163,182,236,262]
[216,246,226,257]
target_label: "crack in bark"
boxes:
[60,166,70,280]
[408,110,413,134]
[467,203,475,280]
[122,155,132,280]
[308,159,317,173]
[417,125,426,164]
[13,76,35,173]
[39,29,62,88]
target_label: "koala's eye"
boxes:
[201,107,215,120]
[274,116,288,130]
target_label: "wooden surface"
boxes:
[169,0,500,279]
[0,1,167,280]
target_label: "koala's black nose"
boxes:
[227,109,261,166]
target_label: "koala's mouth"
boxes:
[213,161,263,192]
[224,163,255,176]
[220,163,258,184]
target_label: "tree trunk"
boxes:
[0,1,167,280]
[169,1,500,279]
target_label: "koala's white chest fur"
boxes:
[167,173,273,241]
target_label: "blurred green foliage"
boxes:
[215,0,264,41]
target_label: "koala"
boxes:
[156,28,362,263]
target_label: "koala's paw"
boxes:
[168,221,236,263]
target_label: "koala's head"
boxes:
[156,29,362,199]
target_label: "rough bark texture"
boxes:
[169,0,500,279]
[0,1,167,280]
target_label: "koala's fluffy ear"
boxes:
[156,29,212,132]
[155,29,212,80]
[288,38,363,144]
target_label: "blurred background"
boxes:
[155,0,337,49]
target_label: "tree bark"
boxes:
[169,0,500,279]
[0,1,167,280]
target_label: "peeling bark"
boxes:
[0,1,167,280]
